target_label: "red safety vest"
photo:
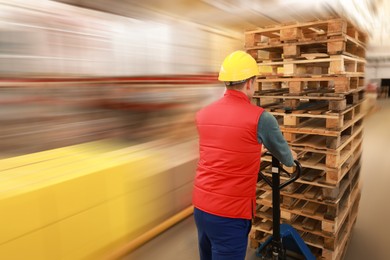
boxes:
[193,89,264,219]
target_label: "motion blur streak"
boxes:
[0,1,233,259]
[0,0,234,157]
[0,1,241,76]
[0,0,384,259]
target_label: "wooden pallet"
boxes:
[306,151,361,186]
[250,223,356,260]
[249,230,322,258]
[282,160,360,203]
[255,75,365,94]
[247,34,366,60]
[253,88,365,109]
[261,149,362,187]
[250,210,358,260]
[254,183,360,250]
[257,90,365,112]
[250,230,324,258]
[256,180,360,235]
[257,55,365,77]
[262,103,366,149]
[257,165,360,227]
[261,99,361,115]
[282,118,364,151]
[289,128,362,168]
[257,161,360,205]
[261,103,364,124]
[272,99,364,132]
[263,129,363,171]
[245,19,367,47]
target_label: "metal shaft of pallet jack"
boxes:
[271,156,281,257]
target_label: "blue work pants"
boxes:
[193,207,251,260]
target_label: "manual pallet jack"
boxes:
[256,153,316,260]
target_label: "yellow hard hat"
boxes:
[218,51,259,82]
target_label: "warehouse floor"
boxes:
[125,99,390,260]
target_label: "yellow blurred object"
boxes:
[218,50,260,82]
[105,205,194,259]
[0,139,198,259]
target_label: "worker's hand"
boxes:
[291,149,297,161]
[261,145,268,156]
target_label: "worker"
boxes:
[192,50,296,260]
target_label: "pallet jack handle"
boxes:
[256,152,315,260]
[259,152,302,190]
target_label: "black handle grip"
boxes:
[258,154,302,190]
[279,160,301,189]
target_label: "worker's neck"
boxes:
[226,88,250,99]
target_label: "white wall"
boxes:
[366,45,390,82]
[365,65,390,82]
[376,65,390,79]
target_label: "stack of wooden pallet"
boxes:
[246,18,366,259]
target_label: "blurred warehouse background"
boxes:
[0,0,389,259]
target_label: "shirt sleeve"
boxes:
[257,111,295,167]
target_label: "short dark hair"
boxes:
[225,76,256,90]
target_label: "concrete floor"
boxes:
[125,100,390,260]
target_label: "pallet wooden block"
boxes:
[284,99,300,109]
[284,44,301,57]
[346,25,368,43]
[327,36,366,58]
[328,99,347,111]
[327,19,346,35]
[289,81,304,93]
[280,26,303,41]
[245,33,261,49]
[327,37,345,55]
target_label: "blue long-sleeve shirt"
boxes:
[257,111,294,166]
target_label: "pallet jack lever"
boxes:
[279,160,301,190]
[259,152,302,190]
[256,153,315,260]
